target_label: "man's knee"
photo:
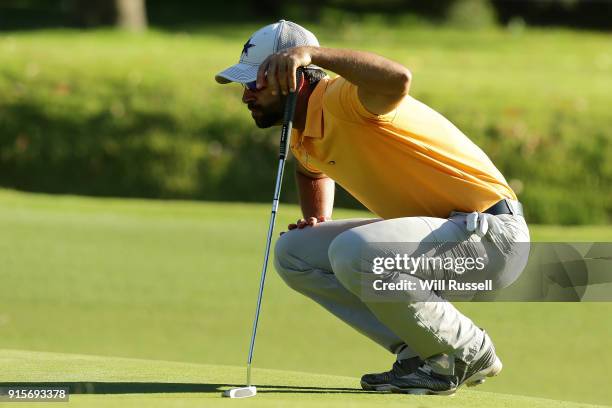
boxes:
[273,230,310,291]
[328,230,365,294]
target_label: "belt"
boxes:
[483,199,523,217]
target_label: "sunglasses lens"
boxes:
[244,81,257,91]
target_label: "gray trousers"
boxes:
[273,212,530,362]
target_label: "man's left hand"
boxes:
[256,46,313,96]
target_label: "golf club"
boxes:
[223,70,303,399]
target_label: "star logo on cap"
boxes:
[241,38,255,57]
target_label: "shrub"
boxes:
[0,28,609,224]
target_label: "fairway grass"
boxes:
[1,189,611,406]
[0,349,605,408]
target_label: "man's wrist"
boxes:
[302,214,331,221]
[307,46,324,68]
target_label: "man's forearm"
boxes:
[296,171,334,219]
[309,46,411,95]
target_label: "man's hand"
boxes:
[259,46,411,116]
[280,216,330,235]
[289,215,330,230]
[256,46,314,95]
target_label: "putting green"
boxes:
[1,189,611,406]
[0,349,604,408]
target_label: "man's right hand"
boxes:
[286,216,330,232]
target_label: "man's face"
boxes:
[242,84,287,128]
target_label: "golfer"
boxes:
[216,20,530,395]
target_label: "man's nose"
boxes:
[242,88,256,103]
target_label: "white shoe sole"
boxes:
[465,355,503,387]
[360,381,392,392]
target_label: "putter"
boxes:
[223,71,303,399]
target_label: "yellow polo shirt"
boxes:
[290,76,517,219]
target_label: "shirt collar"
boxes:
[301,77,329,139]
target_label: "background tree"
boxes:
[71,0,147,30]
[115,0,147,32]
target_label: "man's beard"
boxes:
[251,95,286,128]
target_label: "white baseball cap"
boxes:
[215,20,320,85]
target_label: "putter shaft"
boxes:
[245,72,301,386]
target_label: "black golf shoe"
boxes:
[388,332,502,395]
[360,356,423,391]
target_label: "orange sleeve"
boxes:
[292,151,323,175]
[289,131,324,175]
[323,76,397,123]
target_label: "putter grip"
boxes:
[279,70,302,159]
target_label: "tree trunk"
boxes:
[115,0,147,32]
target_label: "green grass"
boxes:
[0,349,606,408]
[1,188,611,407]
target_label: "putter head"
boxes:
[222,386,257,398]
